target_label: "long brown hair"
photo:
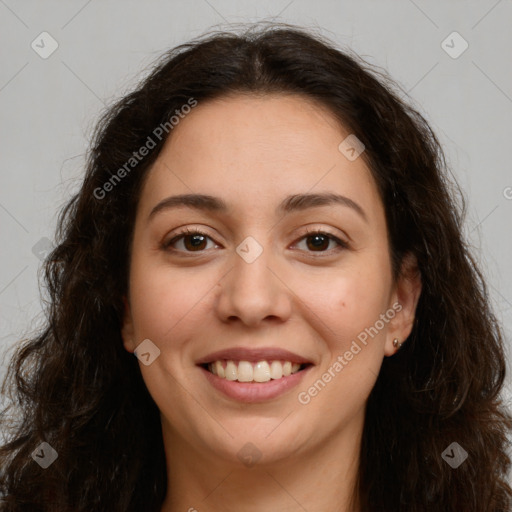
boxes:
[1,22,511,511]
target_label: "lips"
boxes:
[196,346,313,366]
[196,346,314,403]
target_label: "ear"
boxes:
[384,253,422,356]
[121,296,136,353]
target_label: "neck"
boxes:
[159,415,363,512]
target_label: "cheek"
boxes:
[128,258,224,347]
[295,270,391,420]
[301,264,392,345]
[129,263,190,339]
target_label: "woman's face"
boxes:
[122,93,421,467]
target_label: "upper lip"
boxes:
[196,346,313,365]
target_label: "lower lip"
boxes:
[199,365,312,403]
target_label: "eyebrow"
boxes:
[148,192,368,223]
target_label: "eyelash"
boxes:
[162,227,349,256]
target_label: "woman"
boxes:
[1,22,511,512]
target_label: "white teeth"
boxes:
[206,359,303,382]
[253,361,271,382]
[270,360,283,379]
[237,361,253,382]
[214,360,225,378]
[225,361,238,381]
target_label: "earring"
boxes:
[393,338,402,350]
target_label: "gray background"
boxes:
[1,0,511,424]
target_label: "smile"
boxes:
[205,359,307,382]
[196,346,314,402]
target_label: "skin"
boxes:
[121,93,422,512]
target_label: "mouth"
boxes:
[196,347,314,402]
[199,360,312,383]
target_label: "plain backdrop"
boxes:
[1,0,511,435]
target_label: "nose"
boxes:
[214,240,292,328]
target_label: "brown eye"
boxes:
[163,229,217,253]
[181,233,208,251]
[305,233,331,251]
[295,230,349,254]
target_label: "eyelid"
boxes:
[162,225,350,255]
[161,226,218,250]
[294,227,350,252]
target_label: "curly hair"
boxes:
[1,21,511,511]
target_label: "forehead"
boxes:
[163,93,350,170]
[138,93,383,222]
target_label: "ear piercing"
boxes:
[393,338,403,350]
